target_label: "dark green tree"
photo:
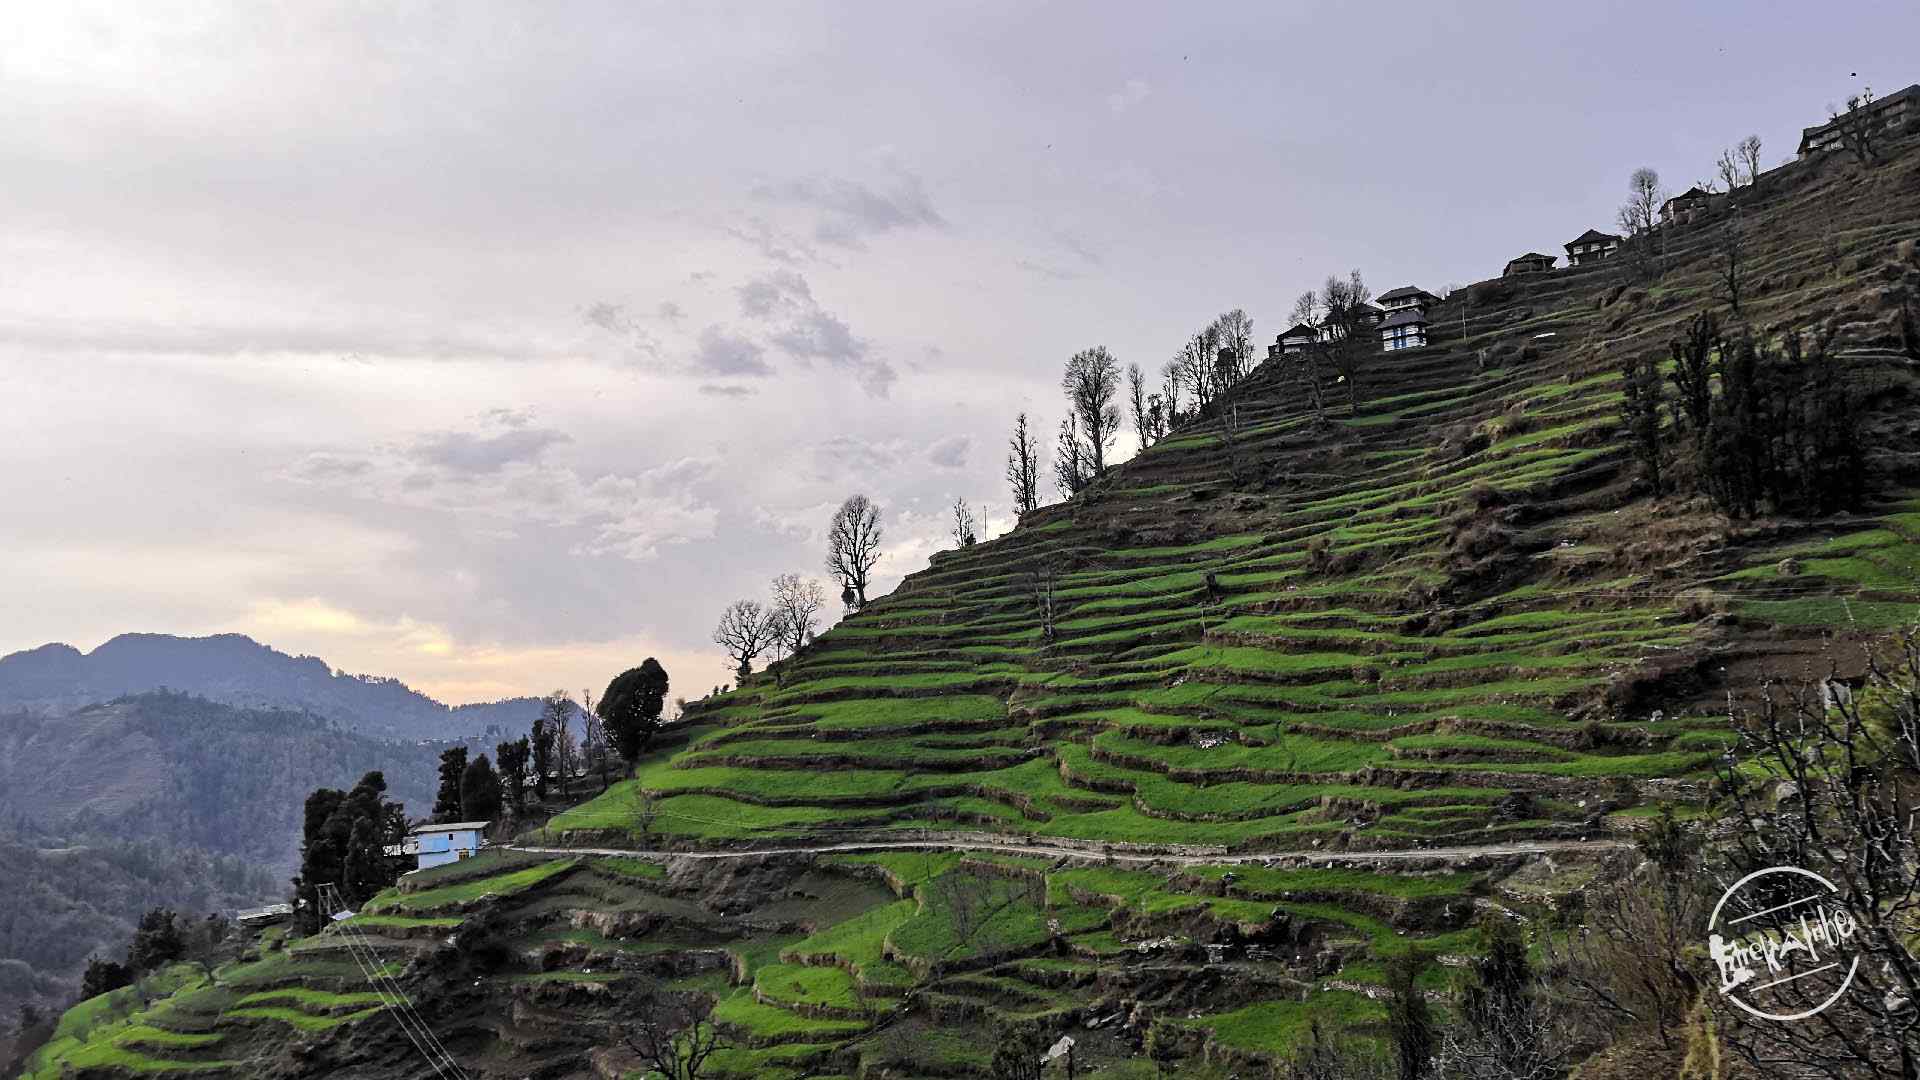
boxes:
[291,772,408,930]
[532,694,566,800]
[126,908,185,974]
[598,659,670,773]
[432,746,468,822]
[1619,352,1667,496]
[1385,949,1437,1080]
[496,737,530,814]
[460,753,502,824]
[79,956,132,999]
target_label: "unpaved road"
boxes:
[503,834,1631,867]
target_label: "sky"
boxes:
[3,2,1916,704]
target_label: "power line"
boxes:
[317,884,468,1080]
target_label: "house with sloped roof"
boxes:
[1660,186,1714,226]
[1274,323,1319,356]
[1376,286,1441,315]
[1503,252,1557,277]
[1564,229,1621,267]
[1379,308,1429,352]
[1799,84,1920,157]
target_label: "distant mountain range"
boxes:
[0,632,558,741]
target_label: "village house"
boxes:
[1379,308,1428,351]
[391,821,489,870]
[1563,228,1621,267]
[1798,84,1920,157]
[1375,286,1440,315]
[1274,322,1319,356]
[1659,186,1713,226]
[1503,252,1557,277]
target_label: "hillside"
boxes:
[0,633,557,742]
[0,692,438,1032]
[24,140,1920,1079]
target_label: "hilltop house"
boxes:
[1564,229,1621,267]
[1376,286,1440,315]
[1273,323,1319,357]
[1380,309,1428,351]
[1798,84,1920,157]
[390,821,488,870]
[1660,186,1713,226]
[1503,252,1557,276]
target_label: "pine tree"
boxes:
[432,746,468,822]
[460,754,503,824]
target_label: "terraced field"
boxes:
[28,135,1920,1080]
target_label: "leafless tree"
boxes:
[825,494,883,608]
[1716,208,1748,315]
[1005,412,1040,517]
[1061,346,1122,475]
[1126,362,1150,451]
[1738,134,1764,186]
[623,990,725,1080]
[1717,146,1742,193]
[1711,632,1920,1077]
[713,599,777,680]
[580,687,613,793]
[1552,820,1707,1049]
[1831,88,1884,166]
[1158,359,1184,424]
[1030,561,1061,643]
[1290,290,1321,329]
[768,573,825,657]
[1318,270,1375,415]
[1173,327,1219,414]
[1052,414,1086,499]
[1213,308,1255,387]
[1618,167,1663,239]
[949,496,977,547]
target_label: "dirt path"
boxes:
[502,833,1630,867]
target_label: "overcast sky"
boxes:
[2,2,1914,704]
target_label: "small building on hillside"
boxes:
[1354,302,1386,328]
[1798,84,1920,157]
[1376,286,1441,315]
[1660,186,1713,226]
[1380,308,1429,352]
[1503,252,1557,277]
[235,903,293,928]
[1275,323,1319,356]
[1564,229,1621,267]
[398,821,488,870]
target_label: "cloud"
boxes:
[692,325,773,377]
[286,418,721,562]
[655,301,686,324]
[812,435,910,480]
[1016,258,1083,281]
[925,435,970,469]
[698,383,755,398]
[753,173,947,249]
[1106,78,1152,113]
[409,426,571,474]
[737,270,898,397]
[725,216,819,265]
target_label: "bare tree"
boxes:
[623,990,725,1080]
[1005,412,1040,517]
[949,496,977,547]
[1617,166,1663,238]
[1030,561,1061,643]
[1213,308,1255,387]
[1716,208,1747,314]
[1831,87,1884,166]
[1061,346,1122,475]
[1738,134,1763,187]
[1711,633,1920,1076]
[1435,920,1573,1080]
[1126,362,1150,451]
[1717,146,1741,193]
[713,600,777,680]
[1552,810,1706,1050]
[580,687,612,793]
[1158,359,1184,425]
[1290,290,1321,330]
[1318,269,1374,415]
[825,494,883,608]
[1173,328,1218,414]
[768,573,825,657]
[1052,414,1086,499]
